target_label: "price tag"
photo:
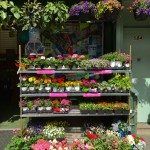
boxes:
[36,69,55,74]
[93,70,112,75]
[83,93,101,97]
[49,93,68,97]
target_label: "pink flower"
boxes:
[31,139,50,150]
[61,99,71,106]
[72,54,78,58]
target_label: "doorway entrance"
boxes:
[123,27,150,123]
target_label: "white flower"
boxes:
[41,56,45,60]
[126,135,135,145]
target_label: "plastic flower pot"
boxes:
[88,110,97,114]
[38,86,45,93]
[53,87,58,92]
[115,61,122,68]
[45,86,51,93]
[21,87,28,93]
[37,107,45,113]
[22,107,29,113]
[114,109,122,114]
[124,63,130,68]
[28,65,35,70]
[66,86,72,92]
[45,107,52,113]
[29,87,35,93]
[80,110,89,114]
[28,108,36,113]
[89,88,98,93]
[74,86,80,92]
[122,110,130,114]
[110,61,116,68]
[104,110,113,114]
[97,110,105,114]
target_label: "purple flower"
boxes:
[69,1,97,16]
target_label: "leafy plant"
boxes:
[0,0,21,29]
[19,0,43,31]
[43,1,69,29]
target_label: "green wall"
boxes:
[116,0,150,123]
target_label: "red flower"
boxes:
[86,130,99,140]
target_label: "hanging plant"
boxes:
[96,0,123,21]
[43,1,69,33]
[19,0,43,31]
[0,0,21,29]
[130,0,150,21]
[69,1,97,22]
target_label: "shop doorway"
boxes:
[0,30,19,126]
[123,27,150,123]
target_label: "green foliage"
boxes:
[0,0,21,29]
[20,0,43,31]
[5,135,43,150]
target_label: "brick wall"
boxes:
[0,30,17,54]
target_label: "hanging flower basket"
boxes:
[69,1,97,22]
[133,9,148,21]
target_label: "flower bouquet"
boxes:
[69,1,97,22]
[130,0,150,21]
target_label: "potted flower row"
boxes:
[20,98,71,114]
[101,52,131,68]
[79,102,130,114]
[18,52,131,71]
[98,74,132,93]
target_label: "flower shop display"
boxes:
[17,53,131,71]
[130,0,150,21]
[69,1,97,21]
[96,0,123,21]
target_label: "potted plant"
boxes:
[17,81,29,93]
[60,99,71,113]
[81,79,90,93]
[44,78,51,93]
[28,77,36,93]
[130,0,149,21]
[27,101,36,113]
[44,57,56,69]
[69,1,97,22]
[80,59,92,70]
[101,102,113,114]
[79,103,89,114]
[96,0,123,21]
[44,99,52,113]
[52,99,61,113]
[89,80,98,93]
[19,99,29,114]
[35,99,45,113]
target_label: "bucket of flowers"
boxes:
[69,1,97,22]
[130,0,149,21]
